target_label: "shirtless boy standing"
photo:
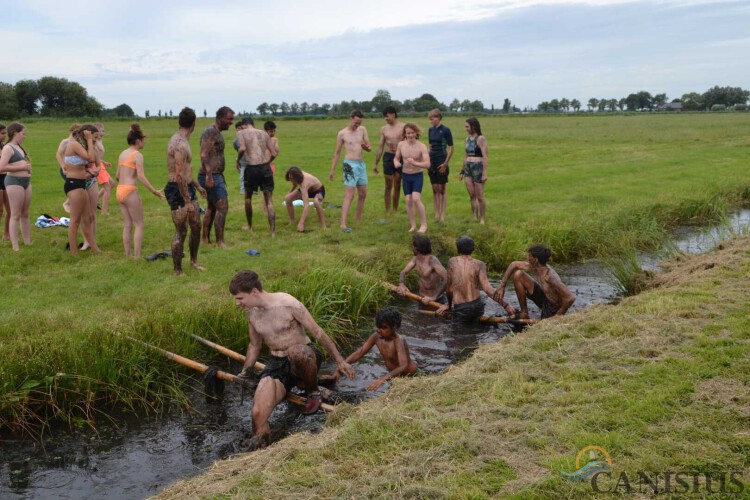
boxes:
[284,166,327,232]
[199,106,234,247]
[230,270,355,447]
[397,234,447,304]
[394,123,430,233]
[374,107,405,217]
[494,243,576,319]
[329,110,371,232]
[237,118,279,235]
[337,306,417,392]
[165,107,207,275]
[436,235,515,323]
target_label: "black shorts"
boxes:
[383,152,399,176]
[64,178,86,194]
[308,186,326,200]
[0,174,6,191]
[164,182,197,211]
[244,163,274,194]
[428,153,449,185]
[529,282,560,319]
[260,345,323,392]
[452,297,484,324]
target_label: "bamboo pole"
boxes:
[190,333,336,404]
[122,335,333,412]
[416,309,539,325]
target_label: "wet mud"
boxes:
[2,210,748,499]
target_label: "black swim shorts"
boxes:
[244,163,274,194]
[428,153,450,185]
[260,345,323,392]
[383,152,399,176]
[164,182,197,211]
[528,282,560,319]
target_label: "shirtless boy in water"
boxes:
[284,166,327,232]
[494,243,575,319]
[436,235,515,323]
[397,234,447,304]
[337,306,417,391]
[165,107,207,275]
[374,106,405,216]
[231,270,355,447]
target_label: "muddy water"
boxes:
[2,210,748,499]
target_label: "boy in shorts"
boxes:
[329,110,371,232]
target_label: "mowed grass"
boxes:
[158,236,750,499]
[1,112,749,430]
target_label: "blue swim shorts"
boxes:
[342,160,367,187]
[198,173,228,203]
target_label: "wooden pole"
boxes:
[122,335,334,412]
[416,309,539,325]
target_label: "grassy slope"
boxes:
[1,113,750,428]
[158,236,750,499]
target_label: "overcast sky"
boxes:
[3,0,748,114]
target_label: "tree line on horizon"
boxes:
[0,78,747,121]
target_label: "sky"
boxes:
[2,0,748,115]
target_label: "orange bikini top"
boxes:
[119,150,138,170]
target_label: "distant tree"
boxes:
[145,110,150,118]
[269,103,279,115]
[169,110,173,117]
[597,99,606,112]
[280,102,290,115]
[502,98,511,113]
[538,101,550,112]
[680,92,705,111]
[203,109,207,118]
[300,102,309,114]
[413,93,444,112]
[321,103,331,115]
[158,109,162,117]
[702,85,750,108]
[371,89,392,112]
[37,76,102,117]
[653,93,668,107]
[310,103,320,115]
[549,99,560,112]
[330,103,341,115]
[256,102,269,115]
[617,98,626,111]
[460,99,471,112]
[0,82,19,119]
[449,98,461,112]
[624,93,639,111]
[112,103,135,117]
[587,98,599,112]
[290,102,300,115]
[608,99,618,112]
[636,91,653,110]
[470,100,484,113]
[560,98,570,112]
[571,99,581,112]
[14,79,40,115]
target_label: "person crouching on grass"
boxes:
[284,166,327,232]
[336,306,417,391]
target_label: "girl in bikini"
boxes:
[63,124,100,255]
[0,123,33,251]
[116,124,165,257]
[0,124,10,241]
[94,123,115,214]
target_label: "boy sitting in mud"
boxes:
[336,306,417,391]
[284,166,327,232]
[397,234,447,305]
[494,243,576,319]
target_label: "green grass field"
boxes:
[1,112,749,431]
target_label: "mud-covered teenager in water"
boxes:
[165,107,206,275]
[436,235,515,323]
[230,270,355,448]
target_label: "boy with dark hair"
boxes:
[494,243,576,319]
[337,306,417,391]
[199,105,234,247]
[374,106,405,216]
[284,166,327,232]
[436,235,515,323]
[230,270,355,447]
[397,234,447,304]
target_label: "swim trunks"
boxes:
[528,281,560,319]
[382,152,399,176]
[164,182,197,211]
[342,160,367,187]
[64,178,86,194]
[462,161,484,183]
[452,297,485,324]
[198,173,228,203]
[0,174,5,190]
[308,185,326,200]
[243,163,274,194]
[259,345,323,392]
[428,153,449,185]
[401,171,424,196]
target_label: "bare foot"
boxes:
[191,262,205,271]
[217,241,227,249]
[174,270,185,277]
[418,225,427,233]
[408,226,416,232]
